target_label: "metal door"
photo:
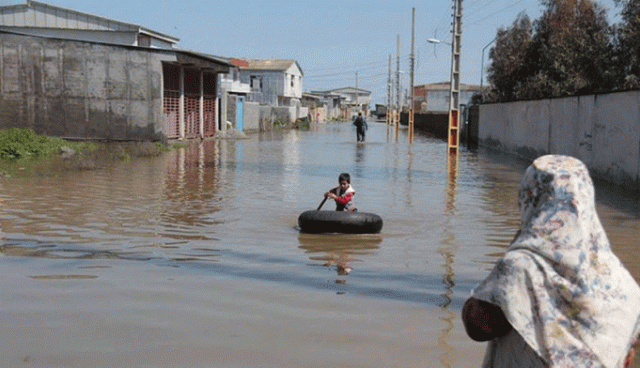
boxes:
[236,96,244,131]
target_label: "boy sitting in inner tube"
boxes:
[324,172,357,212]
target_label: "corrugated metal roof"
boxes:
[0,0,179,44]
[327,87,372,94]
[175,49,234,67]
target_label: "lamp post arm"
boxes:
[480,37,497,98]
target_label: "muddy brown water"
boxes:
[1,122,638,367]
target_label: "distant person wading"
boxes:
[352,113,368,142]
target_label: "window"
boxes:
[250,76,262,90]
[291,75,295,88]
[137,33,151,47]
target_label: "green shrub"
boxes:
[0,128,93,160]
[273,119,287,129]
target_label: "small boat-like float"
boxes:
[298,210,383,234]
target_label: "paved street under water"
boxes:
[1,121,638,367]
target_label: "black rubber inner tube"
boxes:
[298,210,383,234]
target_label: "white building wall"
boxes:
[238,63,303,108]
[284,64,302,98]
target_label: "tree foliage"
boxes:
[614,0,640,88]
[486,0,630,102]
[487,13,533,102]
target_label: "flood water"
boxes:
[1,121,639,367]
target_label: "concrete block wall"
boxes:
[243,102,260,132]
[479,91,640,192]
[0,31,171,141]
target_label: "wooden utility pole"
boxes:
[448,0,463,155]
[387,54,392,125]
[409,7,415,143]
[395,34,401,133]
[355,71,359,116]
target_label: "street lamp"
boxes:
[427,38,452,46]
[480,37,496,99]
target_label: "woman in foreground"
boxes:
[462,155,640,368]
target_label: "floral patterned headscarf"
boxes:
[472,155,640,367]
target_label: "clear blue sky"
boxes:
[3,0,622,105]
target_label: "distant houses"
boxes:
[217,58,308,132]
[0,0,469,142]
[302,87,371,122]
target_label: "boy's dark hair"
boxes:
[339,173,351,183]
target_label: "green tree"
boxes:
[614,0,640,89]
[486,12,533,102]
[487,0,614,101]
[531,0,612,97]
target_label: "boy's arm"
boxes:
[325,187,338,197]
[333,192,354,205]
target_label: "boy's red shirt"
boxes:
[333,192,354,205]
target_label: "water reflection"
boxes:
[298,233,382,284]
[283,131,302,203]
[438,152,460,368]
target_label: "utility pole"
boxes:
[448,0,463,155]
[355,71,359,116]
[409,7,415,143]
[395,34,401,131]
[387,53,392,125]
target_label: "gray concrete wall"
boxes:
[479,91,640,191]
[244,101,260,132]
[0,31,172,141]
[256,105,299,130]
[225,95,237,127]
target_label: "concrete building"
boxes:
[238,59,303,107]
[323,87,371,118]
[217,58,252,132]
[0,0,232,141]
[413,82,481,113]
[302,91,344,122]
[233,58,307,125]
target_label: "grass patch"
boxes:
[0,128,94,160]
[0,128,171,177]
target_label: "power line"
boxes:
[304,54,413,81]
[304,58,390,73]
[466,0,528,26]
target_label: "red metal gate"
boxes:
[163,64,218,139]
[202,73,217,137]
[163,64,181,139]
[203,96,216,137]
